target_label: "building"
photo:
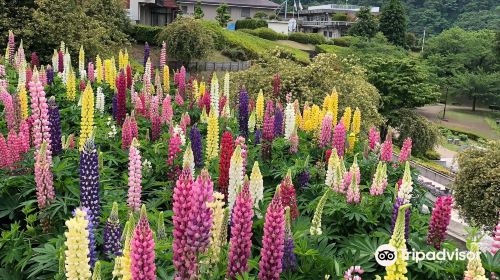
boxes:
[176,0,280,21]
[127,0,178,26]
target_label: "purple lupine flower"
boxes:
[48,97,62,155]
[187,170,214,254]
[255,128,261,144]
[238,88,249,138]
[391,197,411,240]
[190,125,203,168]
[80,139,100,227]
[296,171,310,189]
[103,202,122,258]
[144,42,150,67]
[112,94,117,120]
[46,65,54,85]
[273,106,283,137]
[78,207,97,269]
[282,232,297,272]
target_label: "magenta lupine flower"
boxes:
[0,133,8,169]
[332,122,346,157]
[161,95,173,124]
[178,66,186,97]
[187,170,214,254]
[167,133,182,166]
[239,89,249,138]
[399,137,412,163]
[380,132,393,162]
[320,113,333,148]
[368,127,380,151]
[127,141,142,212]
[29,72,52,152]
[121,116,132,150]
[427,196,453,250]
[7,129,21,164]
[131,205,156,280]
[340,170,352,194]
[58,50,64,73]
[492,214,500,255]
[172,169,195,279]
[258,196,285,280]
[130,114,139,140]
[344,266,364,280]
[227,182,254,279]
[116,71,127,125]
[88,62,94,83]
[151,115,161,142]
[263,100,275,142]
[8,31,15,65]
[34,141,54,209]
[175,90,184,106]
[0,89,16,130]
[31,52,40,68]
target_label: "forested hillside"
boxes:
[274,0,499,34]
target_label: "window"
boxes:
[323,31,328,37]
[241,7,250,18]
[181,5,187,14]
[329,31,333,37]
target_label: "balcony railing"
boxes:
[298,20,353,27]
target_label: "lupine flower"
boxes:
[492,215,500,255]
[160,41,167,69]
[210,73,220,116]
[95,55,103,83]
[64,208,91,280]
[274,104,283,137]
[83,207,97,269]
[370,161,388,196]
[92,261,101,280]
[234,136,247,174]
[342,107,352,131]
[46,65,54,85]
[78,46,85,79]
[88,62,94,83]
[190,125,203,168]
[58,50,64,73]
[340,170,352,195]
[263,100,274,141]
[369,127,380,151]
[79,138,100,227]
[325,148,343,192]
[297,170,310,189]
[333,121,346,157]
[279,170,299,220]
[385,204,410,280]
[207,192,227,263]
[227,181,253,279]
[8,30,15,65]
[464,240,487,280]
[39,66,47,86]
[151,115,161,142]
[228,145,244,211]
[103,202,122,258]
[121,116,133,150]
[250,161,264,217]
[344,266,364,280]
[95,87,105,114]
[320,113,333,148]
[223,72,230,117]
[127,139,142,212]
[79,80,86,92]
[347,132,356,153]
[351,107,361,134]
[273,73,281,97]
[18,119,30,153]
[284,102,295,140]
[397,161,413,204]
[391,197,411,241]
[167,132,182,166]
[427,196,453,250]
[289,127,299,153]
[66,68,76,100]
[380,132,393,162]
[399,138,412,163]
[256,90,264,127]
[116,71,127,125]
[126,64,132,89]
[6,130,21,164]
[79,83,94,151]
[219,131,234,199]
[31,52,40,68]
[34,141,55,209]
[258,196,285,280]
[178,66,186,97]
[346,156,361,204]
[182,145,195,178]
[255,128,261,144]
[131,205,156,280]
[113,215,134,280]
[156,211,167,241]
[239,88,249,138]
[205,109,219,163]
[0,88,16,130]
[143,42,150,67]
[161,95,173,124]
[282,207,297,272]
[45,98,62,156]
[0,133,9,169]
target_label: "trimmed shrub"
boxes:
[390,109,439,156]
[332,36,361,47]
[241,28,287,41]
[235,18,268,30]
[129,24,163,45]
[424,150,441,160]
[332,13,348,21]
[288,32,326,45]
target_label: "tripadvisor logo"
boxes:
[375,244,479,266]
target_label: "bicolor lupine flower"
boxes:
[464,240,487,280]
[259,196,285,280]
[344,266,364,280]
[399,137,412,163]
[492,215,500,255]
[228,145,244,211]
[205,109,219,163]
[218,131,234,199]
[190,125,203,168]
[227,181,253,279]
[79,83,94,151]
[79,138,100,226]
[103,202,122,258]
[380,132,393,162]
[391,197,411,241]
[35,141,55,209]
[210,73,220,116]
[282,208,297,272]
[234,136,247,174]
[280,170,299,220]
[47,97,62,155]
[239,88,249,138]
[333,121,346,157]
[83,207,97,269]
[325,148,343,192]
[116,71,127,125]
[370,161,388,196]
[384,204,410,280]
[127,139,142,212]
[167,132,182,166]
[249,161,263,217]
[427,196,453,250]
[397,162,413,204]
[289,127,299,153]
[320,113,333,148]
[346,156,361,204]
[274,105,283,137]
[143,42,150,67]
[207,192,227,263]
[64,208,92,280]
[131,205,156,280]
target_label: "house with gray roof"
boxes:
[176,0,280,21]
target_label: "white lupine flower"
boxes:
[228,145,243,211]
[96,87,105,113]
[173,125,186,146]
[63,52,71,84]
[397,161,413,203]
[223,72,230,117]
[284,102,296,140]
[52,50,58,72]
[248,111,256,134]
[182,145,195,178]
[210,73,219,117]
[249,161,263,217]
[142,159,152,174]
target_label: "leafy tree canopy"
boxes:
[379,0,407,46]
[348,6,378,38]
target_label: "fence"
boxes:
[167,61,251,72]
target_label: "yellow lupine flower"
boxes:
[66,68,76,101]
[207,192,226,263]
[110,57,117,90]
[464,241,487,280]
[385,204,411,280]
[352,107,361,134]
[331,89,338,125]
[342,107,352,132]
[311,104,321,130]
[78,46,85,77]
[104,59,112,87]
[192,79,198,100]
[79,83,94,151]
[124,49,129,68]
[294,100,302,129]
[96,55,103,83]
[302,103,312,131]
[205,108,219,163]
[64,208,91,280]
[348,132,356,153]
[118,50,124,70]
[199,81,205,101]
[163,65,170,94]
[256,90,264,127]
[18,83,28,120]
[322,94,331,113]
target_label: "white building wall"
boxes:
[268,21,289,35]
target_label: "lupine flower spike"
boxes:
[370,161,388,196]
[427,196,453,250]
[131,205,156,280]
[384,204,411,280]
[259,195,285,280]
[79,138,100,226]
[310,188,330,236]
[103,202,122,258]
[127,139,142,212]
[64,208,92,280]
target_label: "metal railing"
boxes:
[167,61,252,72]
[298,20,352,27]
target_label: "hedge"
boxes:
[235,18,268,30]
[288,32,326,45]
[128,24,163,45]
[240,28,287,41]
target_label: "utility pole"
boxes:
[285,0,288,19]
[442,86,448,120]
[421,28,426,53]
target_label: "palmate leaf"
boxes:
[481,251,500,273]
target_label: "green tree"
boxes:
[193,1,204,19]
[390,109,439,155]
[454,141,500,231]
[348,6,378,38]
[450,70,500,111]
[379,0,407,46]
[157,17,214,65]
[216,3,231,27]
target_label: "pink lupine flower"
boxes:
[399,137,412,163]
[346,158,361,204]
[29,71,52,152]
[8,31,15,65]
[180,113,191,134]
[121,116,132,150]
[0,88,16,130]
[380,132,393,162]
[150,95,160,121]
[161,95,173,124]
[167,133,182,166]
[340,170,352,194]
[234,136,247,174]
[178,66,186,97]
[26,66,32,87]
[289,129,299,154]
[368,127,380,150]
[344,266,364,280]
[427,196,453,250]
[0,133,8,168]
[19,120,30,153]
[320,113,333,148]
[160,41,167,69]
[492,214,500,255]
[258,196,285,280]
[34,141,54,209]
[175,90,184,106]
[131,205,156,280]
[87,62,94,83]
[187,170,214,254]
[127,140,142,212]
[228,181,254,279]
[332,121,346,157]
[7,129,21,164]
